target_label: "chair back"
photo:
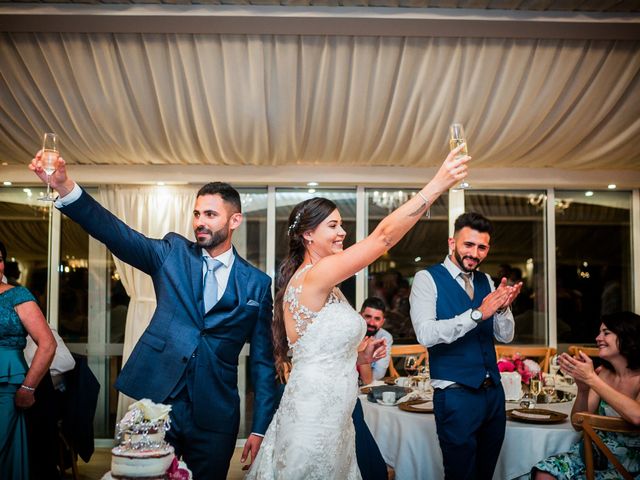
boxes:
[573,412,640,480]
[388,344,428,378]
[494,345,556,373]
[567,345,600,358]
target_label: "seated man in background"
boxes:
[358,296,393,385]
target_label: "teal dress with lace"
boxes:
[532,399,640,479]
[0,286,34,480]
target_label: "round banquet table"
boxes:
[360,394,580,480]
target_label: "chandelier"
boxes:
[527,193,572,214]
[371,190,412,211]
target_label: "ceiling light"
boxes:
[307,182,318,187]
[3,181,11,186]
[585,191,594,197]
[607,184,616,189]
[308,188,316,194]
[1,162,8,166]
[414,257,422,262]
[156,182,165,186]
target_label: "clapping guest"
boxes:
[0,240,56,480]
[358,297,393,385]
[532,311,640,479]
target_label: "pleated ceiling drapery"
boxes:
[1,32,639,172]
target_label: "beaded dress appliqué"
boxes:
[246,265,366,479]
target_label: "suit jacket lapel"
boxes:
[189,245,205,323]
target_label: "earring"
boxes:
[307,239,313,245]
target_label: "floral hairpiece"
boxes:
[288,211,302,236]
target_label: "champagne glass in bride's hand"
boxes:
[38,133,59,201]
[449,123,470,190]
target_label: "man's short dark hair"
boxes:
[196,182,242,213]
[0,241,6,261]
[361,296,386,314]
[454,212,494,236]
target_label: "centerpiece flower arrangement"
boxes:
[497,353,541,384]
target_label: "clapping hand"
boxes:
[357,337,386,365]
[558,352,596,390]
[478,278,522,320]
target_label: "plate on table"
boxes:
[398,400,434,413]
[507,408,568,424]
[367,385,411,404]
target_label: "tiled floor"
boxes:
[72,447,248,480]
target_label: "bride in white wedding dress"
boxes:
[246,145,469,479]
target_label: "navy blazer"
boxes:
[60,189,277,434]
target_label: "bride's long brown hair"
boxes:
[272,197,337,381]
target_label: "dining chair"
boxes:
[387,344,428,378]
[572,412,640,480]
[494,345,556,373]
[567,345,600,359]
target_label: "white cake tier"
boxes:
[111,445,175,479]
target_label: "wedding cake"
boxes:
[107,399,188,480]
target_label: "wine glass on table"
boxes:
[449,123,470,190]
[543,375,556,402]
[529,375,542,401]
[404,355,418,389]
[38,132,60,201]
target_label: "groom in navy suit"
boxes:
[30,154,278,479]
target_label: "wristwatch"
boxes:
[470,309,483,323]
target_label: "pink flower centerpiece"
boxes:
[497,353,541,384]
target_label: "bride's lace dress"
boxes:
[246,265,366,480]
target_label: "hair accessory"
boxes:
[288,211,302,236]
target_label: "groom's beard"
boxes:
[195,223,229,249]
[365,325,379,337]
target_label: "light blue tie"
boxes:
[203,257,223,312]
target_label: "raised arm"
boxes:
[307,146,469,291]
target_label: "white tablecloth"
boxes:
[361,395,580,480]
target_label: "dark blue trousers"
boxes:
[165,389,237,480]
[433,384,506,480]
[353,398,388,480]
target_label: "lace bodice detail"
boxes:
[0,286,34,349]
[284,265,341,346]
[247,264,365,480]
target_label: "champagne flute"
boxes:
[449,123,470,190]
[38,133,59,201]
[529,377,542,399]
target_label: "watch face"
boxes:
[471,309,482,321]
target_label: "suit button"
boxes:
[200,331,206,336]
[182,357,188,363]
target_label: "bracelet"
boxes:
[20,384,36,392]
[417,191,431,219]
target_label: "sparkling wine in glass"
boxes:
[449,123,470,190]
[543,376,555,400]
[39,132,59,201]
[530,378,542,397]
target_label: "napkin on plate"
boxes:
[397,390,433,404]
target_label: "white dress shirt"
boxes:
[409,255,514,388]
[371,328,393,381]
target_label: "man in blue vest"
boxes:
[409,212,522,480]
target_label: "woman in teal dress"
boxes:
[532,311,640,480]
[0,241,56,480]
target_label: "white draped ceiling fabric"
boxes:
[1,31,639,174]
